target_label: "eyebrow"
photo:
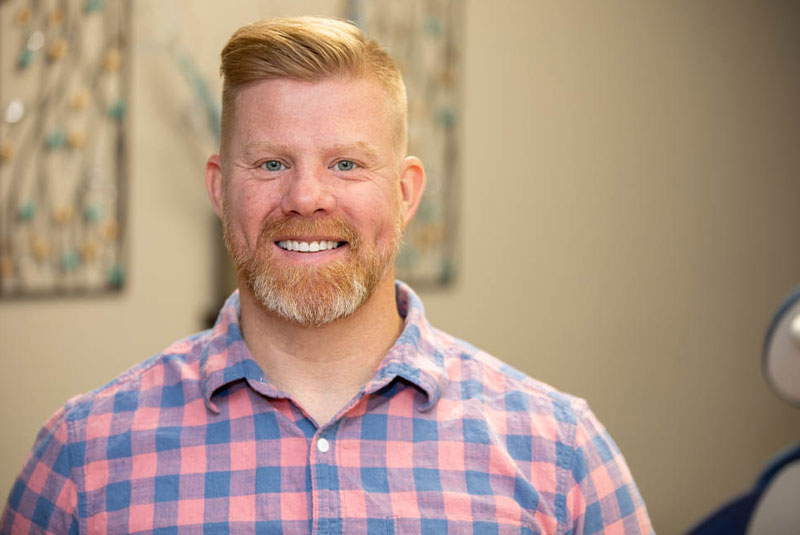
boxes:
[328,141,381,162]
[241,141,291,159]
[241,140,381,162]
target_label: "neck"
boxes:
[237,274,404,424]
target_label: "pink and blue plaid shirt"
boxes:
[2,282,653,534]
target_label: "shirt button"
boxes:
[316,438,330,453]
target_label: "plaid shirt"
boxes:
[2,282,652,535]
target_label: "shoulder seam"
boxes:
[555,399,588,535]
[61,403,84,534]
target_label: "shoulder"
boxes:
[395,281,589,429]
[58,328,213,433]
[431,325,590,427]
[428,329,654,531]
[1,330,213,532]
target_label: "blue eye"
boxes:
[261,160,285,171]
[335,160,356,171]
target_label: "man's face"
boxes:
[211,77,415,326]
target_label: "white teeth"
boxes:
[277,240,343,252]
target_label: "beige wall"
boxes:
[2,1,800,533]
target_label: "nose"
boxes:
[279,165,335,217]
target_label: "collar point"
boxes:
[203,395,221,414]
[416,383,441,412]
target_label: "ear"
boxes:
[205,153,225,219]
[398,156,426,228]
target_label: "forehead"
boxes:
[226,77,402,157]
[237,77,390,128]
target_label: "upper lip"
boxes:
[274,237,346,243]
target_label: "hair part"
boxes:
[219,16,407,155]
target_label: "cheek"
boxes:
[226,187,282,239]
[353,194,403,245]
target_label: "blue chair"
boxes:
[687,287,800,535]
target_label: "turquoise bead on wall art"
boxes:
[18,200,36,221]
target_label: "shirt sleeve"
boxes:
[564,403,654,535]
[1,406,80,535]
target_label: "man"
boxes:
[2,17,653,535]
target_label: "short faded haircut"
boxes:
[219,16,408,154]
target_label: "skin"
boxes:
[205,76,426,425]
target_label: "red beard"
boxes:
[223,213,400,326]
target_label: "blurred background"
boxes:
[2,1,800,533]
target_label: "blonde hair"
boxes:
[219,16,407,152]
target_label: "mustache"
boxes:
[257,215,361,250]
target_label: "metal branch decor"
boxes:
[0,0,130,297]
[348,0,462,287]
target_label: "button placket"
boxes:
[311,432,336,535]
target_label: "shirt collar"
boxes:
[362,281,445,410]
[199,291,264,413]
[200,281,446,413]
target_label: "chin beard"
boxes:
[224,214,400,327]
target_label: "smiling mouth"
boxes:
[276,240,346,253]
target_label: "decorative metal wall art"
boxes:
[348,0,462,286]
[0,0,130,297]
